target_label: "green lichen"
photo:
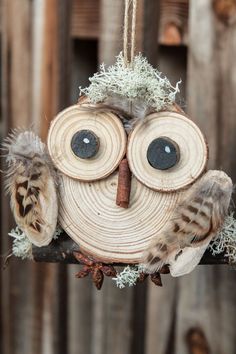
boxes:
[8,225,64,260]
[112,265,145,289]
[208,213,236,263]
[53,225,63,239]
[80,52,181,112]
[8,227,33,260]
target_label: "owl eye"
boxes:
[47,105,127,181]
[147,137,180,170]
[71,130,100,159]
[127,111,208,192]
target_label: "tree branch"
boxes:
[32,232,228,265]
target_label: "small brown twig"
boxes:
[116,158,132,208]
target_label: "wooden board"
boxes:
[71,0,100,39]
[159,0,189,45]
[1,1,72,354]
[175,1,236,353]
[1,2,34,354]
[71,0,188,46]
[58,172,181,263]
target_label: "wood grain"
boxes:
[1,1,72,354]
[99,0,124,65]
[58,172,181,263]
[71,0,100,39]
[71,0,187,47]
[127,111,208,192]
[187,0,217,169]
[47,105,127,181]
[87,0,159,66]
[175,1,236,353]
[146,277,178,354]
[1,2,35,354]
[159,0,189,45]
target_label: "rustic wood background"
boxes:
[1,1,236,353]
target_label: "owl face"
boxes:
[47,105,208,263]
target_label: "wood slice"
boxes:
[47,105,127,181]
[127,111,208,192]
[58,172,182,263]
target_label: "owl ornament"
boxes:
[3,54,234,288]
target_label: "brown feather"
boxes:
[143,170,233,273]
[2,131,58,247]
[78,98,156,133]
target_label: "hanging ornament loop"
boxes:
[123,0,137,67]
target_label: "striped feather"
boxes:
[143,170,233,275]
[2,130,58,247]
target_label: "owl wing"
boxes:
[168,243,209,277]
[3,131,58,247]
[143,170,233,275]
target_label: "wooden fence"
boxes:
[1,1,236,353]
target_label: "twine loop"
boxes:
[123,0,137,67]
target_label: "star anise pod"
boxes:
[73,251,117,290]
[150,272,162,287]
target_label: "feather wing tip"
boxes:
[3,130,59,247]
[169,244,209,277]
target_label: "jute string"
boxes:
[123,0,137,67]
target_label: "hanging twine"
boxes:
[123,0,137,67]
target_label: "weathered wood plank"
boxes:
[0,0,2,33]
[39,0,60,140]
[1,1,72,353]
[176,3,218,353]
[136,0,160,65]
[99,0,159,66]
[91,282,133,354]
[187,0,217,169]
[71,0,100,39]
[71,0,188,46]
[36,2,71,354]
[159,0,189,45]
[216,6,236,177]
[32,0,71,133]
[146,277,177,354]
[1,2,34,354]
[175,1,236,353]
[0,1,11,352]
[99,0,124,65]
[68,271,93,354]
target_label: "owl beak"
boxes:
[116,158,132,208]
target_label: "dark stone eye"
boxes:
[147,137,180,170]
[71,130,100,159]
